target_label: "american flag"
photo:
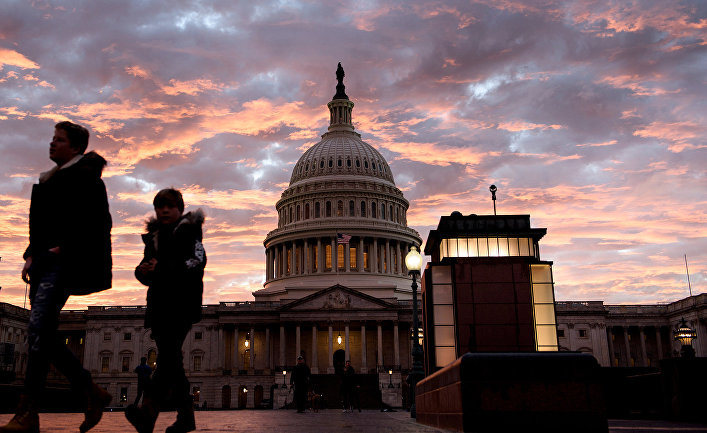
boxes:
[337,233,352,244]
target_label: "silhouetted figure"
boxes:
[126,189,206,433]
[1,121,112,433]
[333,62,349,100]
[290,355,311,413]
[341,360,359,412]
[133,357,152,406]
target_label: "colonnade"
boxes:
[265,237,412,282]
[606,325,669,367]
[222,321,410,374]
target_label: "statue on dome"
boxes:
[334,62,349,100]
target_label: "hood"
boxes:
[145,208,205,234]
[39,151,108,183]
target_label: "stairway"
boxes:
[309,374,383,409]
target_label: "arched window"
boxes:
[337,158,342,167]
[372,202,377,218]
[329,159,333,168]
[337,244,345,270]
[326,201,332,217]
[364,160,369,169]
[356,159,360,168]
[296,204,300,221]
[347,159,351,167]
[372,162,376,170]
[315,202,320,218]
[289,206,293,223]
[390,205,393,221]
[337,200,343,217]
[349,200,355,216]
[360,201,366,217]
[381,203,385,220]
[305,203,310,219]
[320,160,324,169]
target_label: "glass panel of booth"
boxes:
[435,346,456,368]
[434,325,455,346]
[431,265,452,284]
[432,284,453,304]
[433,305,455,325]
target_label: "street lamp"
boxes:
[388,369,393,388]
[282,370,287,388]
[405,245,424,418]
[674,318,697,358]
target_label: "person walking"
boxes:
[133,357,152,406]
[125,189,206,433]
[1,121,113,433]
[341,360,359,412]
[290,355,311,413]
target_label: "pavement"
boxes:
[1,410,706,432]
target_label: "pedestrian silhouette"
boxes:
[133,357,152,406]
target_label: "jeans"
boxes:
[25,255,91,397]
[147,324,192,408]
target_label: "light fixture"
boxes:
[245,332,250,348]
[674,318,697,358]
[337,332,343,345]
[388,369,393,388]
[282,370,287,388]
[405,246,422,273]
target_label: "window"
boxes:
[578,329,588,338]
[363,245,369,270]
[531,264,558,351]
[371,202,377,218]
[289,206,293,223]
[123,332,131,341]
[296,205,300,221]
[326,201,331,217]
[347,159,351,167]
[325,245,332,270]
[312,245,318,272]
[381,203,385,219]
[193,355,202,372]
[431,266,456,368]
[195,332,203,340]
[356,159,360,168]
[360,201,366,217]
[305,203,310,219]
[101,356,110,373]
[350,246,357,270]
[122,356,130,372]
[364,160,369,168]
[337,200,343,217]
[120,387,128,403]
[103,332,111,341]
[557,329,565,338]
[337,245,345,271]
[389,205,393,221]
[286,247,292,274]
[349,200,355,216]
[315,202,320,218]
[320,160,324,169]
[337,158,342,167]
[328,159,333,168]
[439,237,538,259]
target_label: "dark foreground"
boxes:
[1,410,706,432]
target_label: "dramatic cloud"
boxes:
[1,0,705,309]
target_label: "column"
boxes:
[358,238,364,272]
[372,239,378,273]
[331,238,337,272]
[282,244,287,275]
[623,327,632,367]
[296,325,301,360]
[396,242,402,274]
[361,324,367,373]
[385,239,390,273]
[233,328,240,371]
[265,249,270,281]
[639,327,648,367]
[311,325,318,373]
[328,324,334,373]
[402,242,408,274]
[274,247,279,278]
[317,238,323,273]
[393,322,400,367]
[377,322,383,368]
[218,326,224,371]
[265,327,271,370]
[304,240,309,274]
[607,326,616,367]
[250,327,255,370]
[345,323,350,361]
[291,243,296,275]
[655,327,663,360]
[344,242,350,272]
[279,326,285,369]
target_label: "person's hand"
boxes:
[21,257,32,283]
[48,246,61,254]
[137,258,157,274]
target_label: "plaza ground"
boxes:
[1,410,707,432]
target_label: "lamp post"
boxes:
[405,245,423,418]
[674,318,697,358]
[388,369,393,388]
[282,370,287,388]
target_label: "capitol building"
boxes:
[1,66,706,411]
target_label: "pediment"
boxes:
[280,284,393,311]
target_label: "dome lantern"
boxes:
[328,62,355,133]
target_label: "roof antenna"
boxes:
[684,254,692,297]
[489,185,497,215]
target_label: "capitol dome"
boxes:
[256,64,421,301]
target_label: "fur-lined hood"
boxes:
[40,151,107,183]
[145,208,205,234]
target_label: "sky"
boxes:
[0,0,705,310]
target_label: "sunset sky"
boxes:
[0,0,705,310]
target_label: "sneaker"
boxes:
[0,395,39,433]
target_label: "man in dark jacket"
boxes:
[126,188,205,433]
[1,121,112,433]
[290,355,311,413]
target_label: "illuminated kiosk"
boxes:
[416,211,607,432]
[420,211,558,372]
